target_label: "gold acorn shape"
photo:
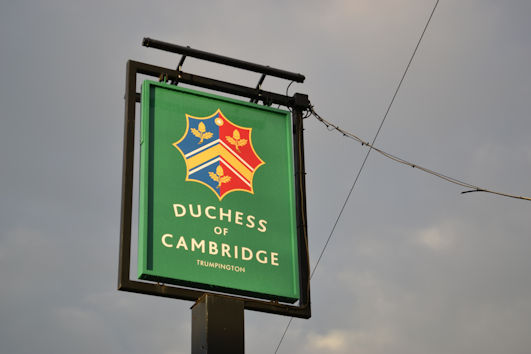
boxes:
[226,129,247,152]
[209,165,232,188]
[191,122,213,144]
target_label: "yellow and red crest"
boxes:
[173,109,265,200]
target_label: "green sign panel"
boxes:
[138,80,300,302]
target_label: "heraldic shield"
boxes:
[173,109,265,200]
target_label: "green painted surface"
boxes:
[138,81,300,301]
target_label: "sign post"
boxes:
[119,39,312,353]
[191,294,244,354]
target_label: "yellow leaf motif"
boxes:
[208,172,219,182]
[191,128,201,138]
[210,165,231,188]
[226,136,236,145]
[225,129,246,152]
[192,122,213,144]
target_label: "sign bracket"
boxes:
[250,73,267,104]
[142,37,305,83]
[171,52,188,85]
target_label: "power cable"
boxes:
[312,109,531,201]
[274,1,441,352]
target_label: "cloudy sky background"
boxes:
[2,0,531,353]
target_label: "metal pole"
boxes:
[142,37,305,83]
[192,294,245,354]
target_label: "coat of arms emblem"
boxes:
[173,109,265,200]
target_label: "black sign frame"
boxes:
[118,59,311,318]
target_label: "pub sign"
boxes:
[138,81,301,302]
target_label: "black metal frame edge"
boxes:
[118,60,311,318]
[142,38,305,83]
[139,273,298,305]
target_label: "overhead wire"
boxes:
[311,109,531,201]
[311,0,441,277]
[274,0,442,352]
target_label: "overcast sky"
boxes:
[1,1,531,353]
